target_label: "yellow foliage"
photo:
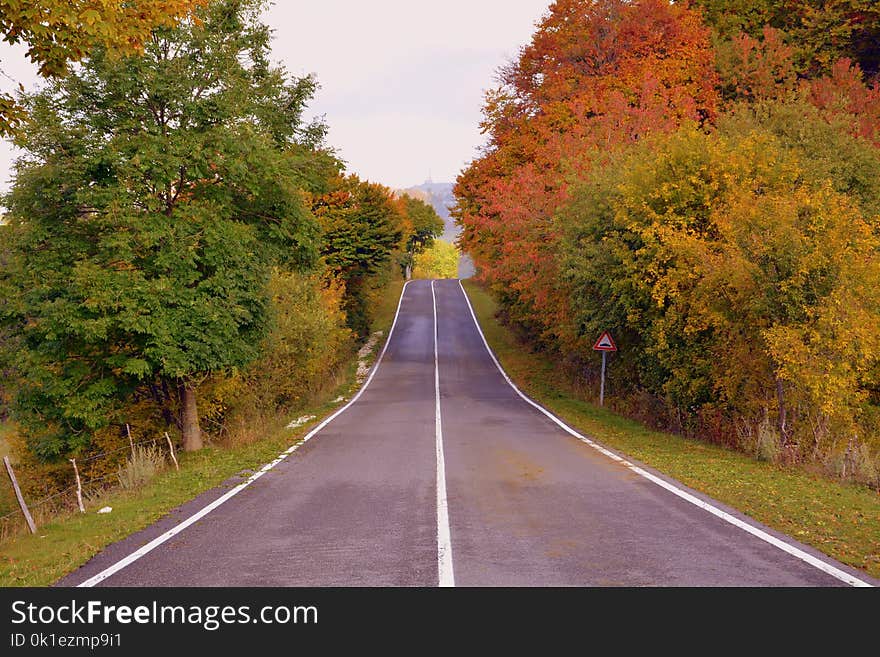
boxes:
[201,270,354,441]
[0,0,205,136]
[562,122,880,472]
[0,1,205,76]
[413,240,460,280]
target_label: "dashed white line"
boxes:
[432,281,456,587]
[77,281,415,588]
[456,280,873,588]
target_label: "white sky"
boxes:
[0,1,549,193]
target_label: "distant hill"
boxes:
[397,181,474,279]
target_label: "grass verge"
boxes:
[462,280,880,579]
[0,279,408,587]
[371,279,405,336]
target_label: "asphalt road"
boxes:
[60,280,876,587]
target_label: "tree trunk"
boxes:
[180,381,203,452]
[405,263,413,280]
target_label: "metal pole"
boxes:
[600,351,607,407]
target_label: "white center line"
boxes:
[432,280,455,587]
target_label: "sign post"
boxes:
[593,331,618,407]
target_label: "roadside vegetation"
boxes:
[463,281,880,579]
[413,240,461,280]
[0,278,406,586]
[0,0,443,549]
[455,0,880,489]
[0,420,11,460]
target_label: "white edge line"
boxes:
[432,281,455,588]
[457,280,873,588]
[77,281,415,588]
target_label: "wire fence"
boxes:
[1,431,177,542]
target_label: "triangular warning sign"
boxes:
[593,331,618,352]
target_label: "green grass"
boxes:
[0,279,409,587]
[462,280,880,580]
[373,279,405,333]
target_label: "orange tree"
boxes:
[454,0,719,351]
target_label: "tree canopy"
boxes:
[690,0,880,78]
[397,194,444,279]
[0,0,205,135]
[1,0,322,455]
[311,177,406,338]
[456,0,880,478]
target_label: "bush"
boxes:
[559,118,880,467]
[202,270,353,443]
[117,445,165,491]
[824,442,880,488]
[755,418,782,464]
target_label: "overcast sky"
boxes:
[0,1,549,193]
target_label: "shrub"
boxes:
[202,270,353,443]
[755,418,782,464]
[560,118,880,465]
[117,445,165,491]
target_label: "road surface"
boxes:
[60,280,875,587]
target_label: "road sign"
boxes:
[593,331,617,407]
[593,331,617,352]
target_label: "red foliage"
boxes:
[807,58,880,146]
[455,0,719,348]
[721,26,798,100]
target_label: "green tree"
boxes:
[0,0,322,456]
[398,194,444,279]
[312,177,405,338]
[0,0,206,135]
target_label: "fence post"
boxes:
[70,458,85,513]
[126,423,135,458]
[165,432,179,471]
[3,456,37,534]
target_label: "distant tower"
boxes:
[427,169,433,186]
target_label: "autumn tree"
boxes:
[456,0,880,476]
[560,120,880,463]
[0,0,205,135]
[0,0,322,457]
[690,0,880,78]
[455,0,719,348]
